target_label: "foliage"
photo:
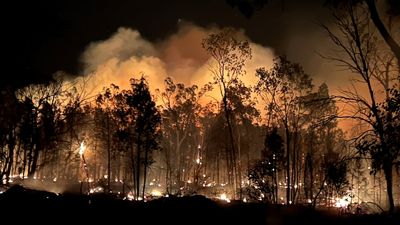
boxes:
[246,159,276,202]
[325,158,349,195]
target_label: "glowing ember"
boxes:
[151,190,162,197]
[79,141,86,156]
[335,196,350,208]
[219,193,230,203]
[127,192,134,201]
[89,186,103,194]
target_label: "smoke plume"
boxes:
[78,22,275,98]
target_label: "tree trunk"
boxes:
[365,0,400,70]
[28,145,40,178]
[383,163,394,213]
[1,153,9,182]
[309,155,314,201]
[176,134,182,190]
[22,143,27,178]
[274,166,279,204]
[130,143,136,197]
[304,152,313,201]
[223,94,238,198]
[285,124,291,204]
[312,177,327,208]
[142,145,149,199]
[136,133,141,200]
[14,137,22,177]
[217,149,220,185]
[237,128,242,199]
[107,114,111,192]
[292,130,297,203]
[164,145,171,194]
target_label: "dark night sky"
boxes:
[3,0,335,88]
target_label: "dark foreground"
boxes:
[0,185,398,225]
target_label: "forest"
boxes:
[0,0,399,215]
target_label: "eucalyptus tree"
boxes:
[202,28,252,197]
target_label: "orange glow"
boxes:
[79,141,86,156]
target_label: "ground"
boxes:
[0,185,398,225]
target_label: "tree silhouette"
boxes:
[310,153,350,207]
[127,76,161,200]
[0,87,20,183]
[228,0,400,69]
[327,0,400,68]
[324,3,399,212]
[260,127,284,203]
[95,85,117,192]
[202,28,252,198]
[300,83,345,202]
[15,81,64,179]
[256,55,313,204]
[157,77,203,194]
[246,159,276,202]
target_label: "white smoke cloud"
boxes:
[77,22,275,97]
[82,27,157,74]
